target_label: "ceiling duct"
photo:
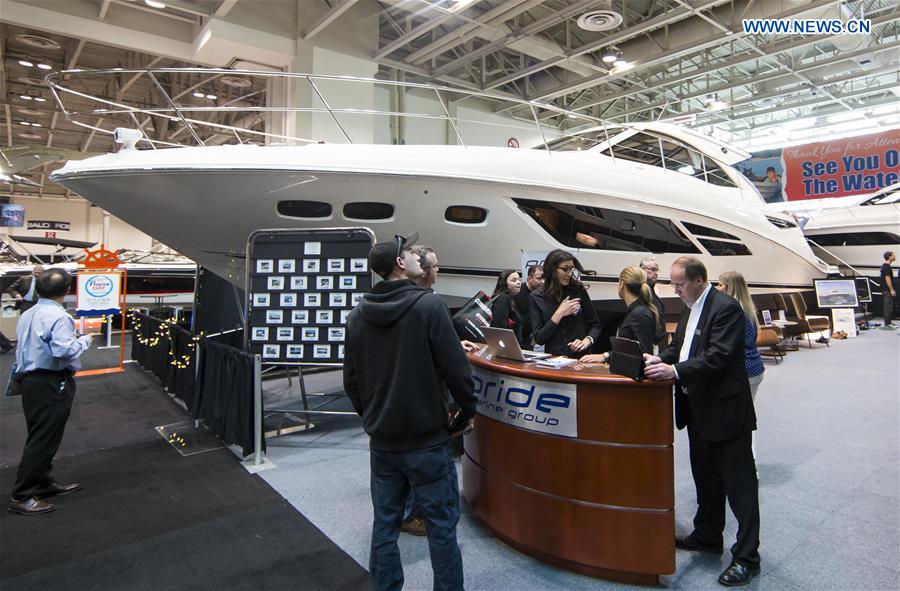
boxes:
[15,34,61,50]
[577,2,623,32]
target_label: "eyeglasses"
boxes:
[558,265,576,274]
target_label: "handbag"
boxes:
[451,290,493,342]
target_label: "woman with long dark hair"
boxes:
[581,266,659,363]
[529,249,600,356]
[490,269,526,347]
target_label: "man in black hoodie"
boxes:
[344,233,475,591]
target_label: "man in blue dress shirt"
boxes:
[8,268,92,516]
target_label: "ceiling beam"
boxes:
[302,0,361,40]
[215,0,239,18]
[374,0,488,60]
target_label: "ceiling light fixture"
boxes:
[601,48,618,63]
[18,59,34,67]
[613,58,629,69]
[144,0,167,8]
[37,63,52,70]
[33,96,46,102]
[205,94,217,100]
[19,95,33,101]
[192,91,205,98]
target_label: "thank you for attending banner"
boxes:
[76,271,122,317]
[472,367,577,438]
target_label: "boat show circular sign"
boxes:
[85,275,114,298]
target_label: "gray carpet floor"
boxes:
[258,328,900,591]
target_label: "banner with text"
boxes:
[782,130,899,201]
[472,367,577,438]
[76,271,122,317]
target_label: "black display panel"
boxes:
[245,228,374,364]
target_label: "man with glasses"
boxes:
[643,256,760,587]
[344,233,475,591]
[640,257,668,349]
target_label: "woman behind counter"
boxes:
[530,249,600,357]
[582,266,660,363]
[490,270,526,347]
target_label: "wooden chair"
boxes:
[756,325,784,364]
[788,293,830,348]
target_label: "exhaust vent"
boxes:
[577,3,623,32]
[15,34,61,50]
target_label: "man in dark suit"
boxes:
[644,256,760,587]
[7,265,44,313]
[514,264,543,344]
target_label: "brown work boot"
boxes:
[400,516,427,536]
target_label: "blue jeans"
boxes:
[369,442,464,591]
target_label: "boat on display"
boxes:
[0,236,195,307]
[800,181,900,274]
[46,69,831,308]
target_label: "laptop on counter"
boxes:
[482,327,551,362]
[608,336,645,380]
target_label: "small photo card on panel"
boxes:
[338,345,345,359]
[290,276,308,290]
[256,259,274,273]
[262,344,280,359]
[280,293,297,307]
[291,310,309,324]
[278,259,296,273]
[339,275,356,290]
[253,293,270,307]
[276,327,294,341]
[340,310,351,324]
[350,258,367,273]
[251,327,269,341]
[266,310,283,324]
[301,327,319,341]
[316,310,333,324]
[304,242,321,255]
[267,276,285,290]
[330,293,347,307]
[313,344,331,359]
[286,344,304,359]
[305,293,322,307]
[303,259,320,273]
[317,276,334,290]
[328,327,345,341]
[327,259,345,272]
[351,292,364,306]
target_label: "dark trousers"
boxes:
[12,372,76,501]
[687,428,761,567]
[884,292,895,325]
[369,442,463,591]
[0,330,12,352]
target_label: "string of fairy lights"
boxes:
[127,310,203,369]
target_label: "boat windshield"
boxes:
[860,186,900,206]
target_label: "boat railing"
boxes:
[806,238,873,279]
[45,67,614,151]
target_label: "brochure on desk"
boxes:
[471,367,577,438]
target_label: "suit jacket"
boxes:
[616,300,656,354]
[6,275,35,309]
[660,287,755,441]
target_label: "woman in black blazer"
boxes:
[490,269,526,347]
[582,265,660,363]
[529,249,600,356]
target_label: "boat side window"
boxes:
[681,222,740,241]
[703,156,738,188]
[513,198,700,254]
[343,202,394,220]
[277,200,332,219]
[445,205,487,224]
[599,132,661,166]
[698,239,752,256]
[660,140,705,180]
[810,232,900,247]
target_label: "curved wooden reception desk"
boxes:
[463,350,675,585]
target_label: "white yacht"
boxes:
[46,70,829,305]
[801,182,900,273]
